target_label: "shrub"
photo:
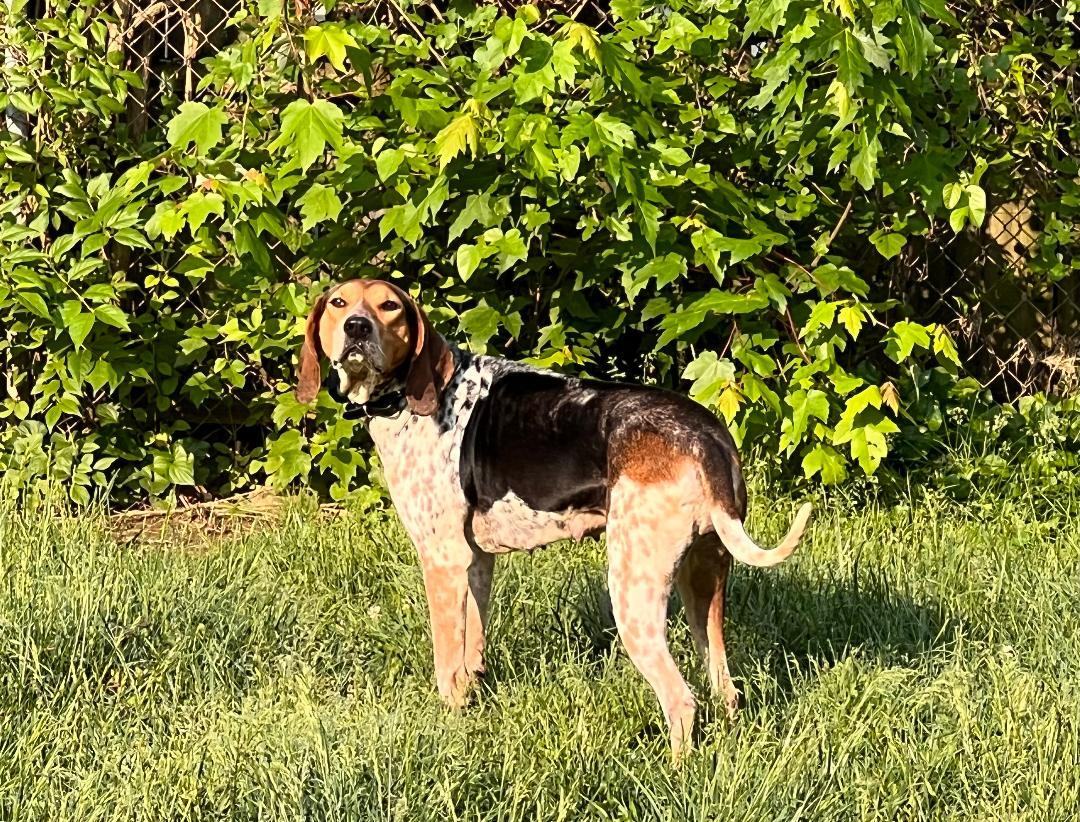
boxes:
[1,0,1077,503]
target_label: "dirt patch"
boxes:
[105,488,346,550]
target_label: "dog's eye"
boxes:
[330,297,347,308]
[379,300,401,312]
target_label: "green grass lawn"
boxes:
[1,484,1078,821]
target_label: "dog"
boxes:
[295,278,811,758]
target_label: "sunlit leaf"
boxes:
[304,23,357,71]
[435,112,480,168]
[166,102,229,155]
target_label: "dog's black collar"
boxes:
[343,390,407,420]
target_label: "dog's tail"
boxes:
[710,502,812,568]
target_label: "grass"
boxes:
[1,482,1079,821]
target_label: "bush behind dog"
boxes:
[0,0,1077,503]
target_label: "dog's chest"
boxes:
[369,354,605,552]
[367,356,487,546]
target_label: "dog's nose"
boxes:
[344,315,373,340]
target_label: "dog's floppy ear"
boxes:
[390,284,453,416]
[296,291,328,404]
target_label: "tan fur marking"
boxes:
[611,430,694,485]
[315,280,413,373]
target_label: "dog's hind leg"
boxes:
[606,475,698,761]
[676,534,739,719]
[464,549,494,679]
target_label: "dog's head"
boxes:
[295,279,453,415]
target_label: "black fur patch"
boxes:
[459,369,745,517]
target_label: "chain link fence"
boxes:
[900,192,1080,400]
[15,0,1079,400]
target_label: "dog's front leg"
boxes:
[419,543,494,708]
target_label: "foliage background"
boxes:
[1,0,1077,504]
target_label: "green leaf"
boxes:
[599,41,651,103]
[701,382,734,422]
[655,12,702,54]
[920,0,959,26]
[87,359,116,391]
[885,320,932,362]
[3,140,33,164]
[827,78,852,120]
[495,229,528,272]
[949,206,969,233]
[870,231,906,259]
[683,350,736,405]
[264,430,311,487]
[304,23,357,71]
[45,403,62,430]
[746,0,792,35]
[966,184,986,227]
[270,98,345,170]
[942,182,963,209]
[379,202,421,245]
[896,0,934,75]
[233,221,273,272]
[68,312,96,350]
[692,289,770,316]
[456,243,486,281]
[659,146,691,166]
[835,30,870,93]
[459,304,502,345]
[851,134,880,190]
[559,21,600,60]
[623,253,686,303]
[838,303,865,339]
[839,422,891,474]
[167,449,196,485]
[636,201,661,252]
[297,184,343,231]
[112,227,152,250]
[557,145,581,181]
[272,391,311,427]
[182,191,225,233]
[70,484,90,506]
[56,395,81,417]
[783,389,830,448]
[146,203,186,240]
[375,148,405,182]
[16,292,50,319]
[692,228,767,281]
[449,193,495,241]
[933,324,961,365]
[94,304,130,331]
[856,32,891,71]
[803,300,839,339]
[594,113,636,148]
[834,385,883,440]
[435,112,480,168]
[741,373,781,414]
[166,101,229,155]
[802,444,848,484]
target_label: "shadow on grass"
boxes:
[727,565,958,701]
[486,561,958,713]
